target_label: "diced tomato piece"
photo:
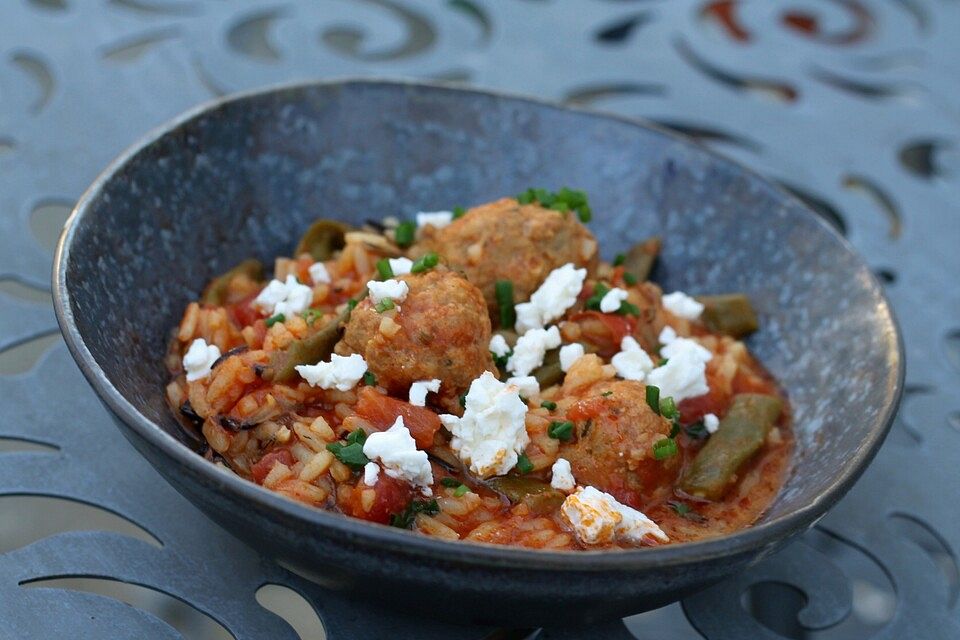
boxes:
[342,474,413,525]
[678,387,730,424]
[568,311,637,357]
[228,292,262,328]
[567,396,608,422]
[251,449,295,484]
[355,386,442,449]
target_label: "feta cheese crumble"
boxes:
[560,485,669,546]
[659,325,678,345]
[611,336,654,381]
[662,291,704,320]
[416,211,454,229]
[362,416,433,491]
[308,262,331,284]
[295,353,368,391]
[409,379,441,407]
[506,376,540,399]
[183,338,221,382]
[599,287,629,313]
[645,336,713,402]
[367,278,409,305]
[559,343,586,372]
[388,257,413,276]
[489,334,511,358]
[438,372,531,478]
[704,413,720,434]
[363,462,380,486]
[506,326,561,376]
[254,275,313,317]
[551,458,576,493]
[514,263,587,333]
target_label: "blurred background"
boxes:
[1,1,958,638]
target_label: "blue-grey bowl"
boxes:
[52,79,903,626]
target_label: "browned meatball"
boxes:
[559,372,679,510]
[335,267,495,412]
[414,198,598,323]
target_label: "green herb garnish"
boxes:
[617,301,640,316]
[452,206,466,219]
[440,477,461,488]
[548,420,575,441]
[540,400,557,411]
[458,392,467,409]
[326,429,369,469]
[492,350,512,370]
[585,282,610,311]
[516,453,535,474]
[363,371,377,386]
[394,221,416,247]
[659,396,678,420]
[684,421,709,440]
[301,308,324,325]
[453,484,469,497]
[411,251,439,273]
[265,313,285,327]
[516,187,592,223]
[645,385,661,415]
[376,258,394,280]
[601,391,613,397]
[347,298,358,310]
[623,272,638,285]
[668,500,707,522]
[652,437,678,460]
[390,499,440,529]
[374,298,396,313]
[613,253,626,266]
[657,358,669,367]
[495,280,516,328]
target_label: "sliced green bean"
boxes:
[294,219,352,260]
[261,288,366,383]
[201,259,263,306]
[531,348,563,388]
[487,476,565,515]
[622,236,661,282]
[697,293,759,338]
[679,393,783,500]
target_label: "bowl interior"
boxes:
[59,80,900,534]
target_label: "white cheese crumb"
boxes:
[295,353,368,391]
[362,416,433,491]
[663,291,704,320]
[599,287,629,313]
[659,326,678,345]
[409,378,441,407]
[363,462,380,486]
[514,263,587,334]
[183,338,221,382]
[506,376,540,399]
[367,278,409,305]
[438,372,530,478]
[416,211,454,229]
[611,336,655,381]
[489,334,511,358]
[506,326,561,376]
[559,343,586,372]
[560,486,669,546]
[308,262,331,284]
[254,275,313,317]
[388,257,413,275]
[645,337,713,402]
[551,458,576,493]
[704,413,720,434]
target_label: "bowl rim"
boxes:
[52,77,904,572]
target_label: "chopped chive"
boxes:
[601,391,613,397]
[495,280,516,328]
[548,420,575,441]
[658,358,669,367]
[492,350,512,370]
[376,258,394,280]
[374,298,395,313]
[347,298,358,310]
[440,477,461,488]
[540,400,557,411]
[660,396,678,419]
[669,421,681,438]
[585,282,610,311]
[452,206,467,219]
[363,371,377,386]
[653,437,678,460]
[458,392,467,409]
[516,187,591,223]
[516,453,535,474]
[613,253,626,266]
[646,385,661,415]
[623,272,638,285]
[453,484,469,497]
[301,308,324,325]
[617,301,640,316]
[394,221,416,247]
[265,313,285,327]
[411,251,439,273]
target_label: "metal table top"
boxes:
[1,1,958,638]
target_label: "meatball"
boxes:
[414,198,598,322]
[336,267,494,412]
[558,360,679,509]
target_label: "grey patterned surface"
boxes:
[0,1,958,638]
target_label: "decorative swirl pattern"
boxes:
[0,0,958,637]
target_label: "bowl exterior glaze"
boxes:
[54,79,902,626]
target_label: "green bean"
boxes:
[294,219,352,260]
[261,288,366,383]
[487,476,565,515]
[697,294,759,338]
[622,236,661,282]
[201,259,263,306]
[679,393,783,501]
[531,348,563,388]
